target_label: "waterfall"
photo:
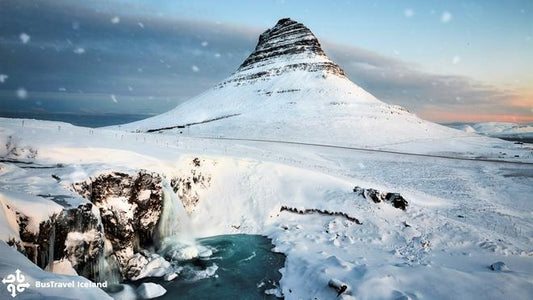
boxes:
[92,201,121,286]
[157,179,200,261]
[98,238,121,286]
[45,224,56,272]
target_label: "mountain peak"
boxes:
[220,18,345,86]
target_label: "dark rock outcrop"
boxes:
[353,186,409,210]
[11,203,103,280]
[280,205,361,224]
[72,171,163,279]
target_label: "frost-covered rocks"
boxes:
[136,282,167,299]
[170,157,211,214]
[490,261,509,272]
[353,186,409,210]
[328,278,350,297]
[1,135,38,159]
[72,171,164,279]
[5,200,104,280]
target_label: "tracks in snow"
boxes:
[190,136,533,166]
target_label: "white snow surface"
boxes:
[0,190,63,236]
[1,117,532,299]
[136,282,166,299]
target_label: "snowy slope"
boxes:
[118,18,504,155]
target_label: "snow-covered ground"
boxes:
[1,117,533,299]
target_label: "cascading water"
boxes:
[98,239,121,286]
[157,179,207,261]
[91,204,121,288]
[45,224,56,272]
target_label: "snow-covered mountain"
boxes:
[120,18,487,153]
[449,122,533,142]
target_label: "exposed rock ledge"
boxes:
[353,186,409,210]
[72,171,163,280]
[9,171,164,281]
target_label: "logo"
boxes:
[2,269,30,298]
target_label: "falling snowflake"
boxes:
[201,41,208,47]
[452,56,461,64]
[404,9,414,18]
[0,74,8,83]
[74,47,85,54]
[16,88,27,99]
[138,22,144,28]
[214,53,221,58]
[192,65,200,72]
[58,87,66,92]
[111,16,120,24]
[72,22,80,30]
[441,11,452,23]
[110,94,118,103]
[19,33,30,44]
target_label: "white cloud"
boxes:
[441,11,452,23]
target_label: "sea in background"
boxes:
[0,112,153,128]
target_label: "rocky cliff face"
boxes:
[72,171,163,279]
[8,171,165,282]
[9,202,103,280]
[219,18,345,87]
[170,158,211,214]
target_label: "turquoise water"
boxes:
[136,234,285,299]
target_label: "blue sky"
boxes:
[1,0,532,122]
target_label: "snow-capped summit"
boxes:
[221,18,345,86]
[118,18,511,154]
